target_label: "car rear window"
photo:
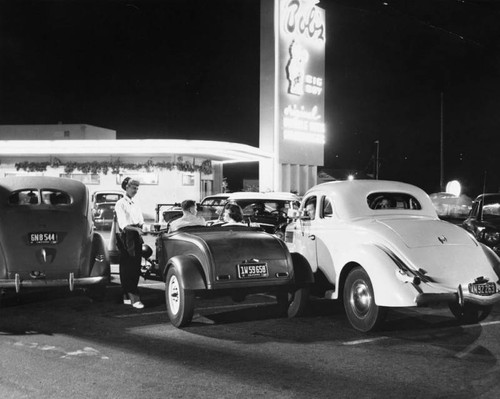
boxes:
[8,189,71,205]
[367,192,421,210]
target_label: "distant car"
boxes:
[142,224,312,327]
[91,190,123,230]
[285,180,500,332]
[0,176,110,299]
[197,193,229,221]
[463,193,500,256]
[215,192,301,239]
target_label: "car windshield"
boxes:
[201,197,227,206]
[367,192,421,210]
[95,193,121,203]
[482,197,500,219]
[233,199,297,216]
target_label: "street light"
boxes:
[374,140,380,180]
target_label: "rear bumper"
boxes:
[0,273,109,293]
[416,289,500,307]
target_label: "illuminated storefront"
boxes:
[0,126,273,219]
[260,0,326,193]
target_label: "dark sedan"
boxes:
[0,176,110,299]
[463,193,500,255]
[91,190,123,230]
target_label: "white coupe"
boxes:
[285,180,500,332]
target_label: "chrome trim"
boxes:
[0,276,108,291]
[376,244,434,283]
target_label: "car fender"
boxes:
[90,232,111,278]
[290,252,314,285]
[166,255,207,290]
[332,244,418,307]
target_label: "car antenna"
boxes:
[480,170,487,221]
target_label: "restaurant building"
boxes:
[0,124,273,220]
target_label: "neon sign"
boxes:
[282,0,325,42]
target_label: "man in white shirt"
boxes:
[114,177,145,309]
[169,199,206,232]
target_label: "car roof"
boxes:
[226,191,301,201]
[304,180,437,219]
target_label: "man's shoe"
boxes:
[123,299,132,305]
[132,301,144,309]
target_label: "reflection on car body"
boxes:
[285,180,500,332]
[0,176,110,298]
[463,193,500,256]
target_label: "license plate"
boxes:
[469,282,496,296]
[237,263,268,279]
[29,232,58,245]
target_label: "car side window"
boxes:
[320,196,334,218]
[304,196,317,220]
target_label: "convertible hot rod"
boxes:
[142,224,312,327]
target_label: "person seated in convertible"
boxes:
[169,199,206,232]
[215,204,246,226]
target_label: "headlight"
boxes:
[483,230,500,245]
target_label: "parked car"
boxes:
[140,224,312,327]
[463,193,500,256]
[429,192,471,221]
[285,180,500,332]
[91,190,123,230]
[214,192,301,239]
[197,193,229,221]
[0,176,110,299]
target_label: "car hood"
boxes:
[376,218,473,248]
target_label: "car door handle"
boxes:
[308,234,316,240]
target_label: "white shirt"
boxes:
[169,214,206,232]
[115,195,144,231]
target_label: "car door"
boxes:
[292,195,319,271]
[312,195,338,285]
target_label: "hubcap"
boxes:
[168,275,180,315]
[349,278,372,319]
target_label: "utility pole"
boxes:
[440,92,444,191]
[374,140,380,179]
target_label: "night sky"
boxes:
[1,0,500,195]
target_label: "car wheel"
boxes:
[165,266,195,328]
[448,302,492,324]
[277,285,310,318]
[343,267,387,332]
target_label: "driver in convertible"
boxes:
[169,199,206,232]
